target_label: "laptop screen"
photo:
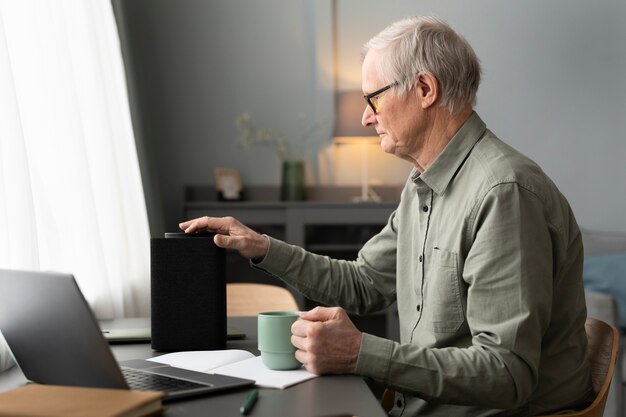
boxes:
[0,269,128,389]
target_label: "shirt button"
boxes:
[416,305,421,312]
[396,399,403,408]
[422,206,429,212]
[419,255,423,262]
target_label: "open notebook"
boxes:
[148,350,317,389]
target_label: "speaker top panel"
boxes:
[164,232,216,238]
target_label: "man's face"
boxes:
[361,49,424,162]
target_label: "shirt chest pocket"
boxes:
[425,248,464,333]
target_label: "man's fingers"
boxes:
[294,348,307,366]
[204,216,237,234]
[213,233,228,248]
[291,334,306,350]
[214,234,242,250]
[179,220,198,233]
[179,216,237,235]
[300,306,341,322]
[179,216,210,233]
[214,234,250,251]
[291,319,312,337]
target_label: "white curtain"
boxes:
[0,0,150,325]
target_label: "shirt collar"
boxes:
[411,111,487,195]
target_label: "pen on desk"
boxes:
[240,388,258,415]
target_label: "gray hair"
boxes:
[362,16,481,115]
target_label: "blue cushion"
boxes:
[583,253,626,329]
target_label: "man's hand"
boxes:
[291,307,362,375]
[179,216,269,260]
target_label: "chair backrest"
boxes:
[527,317,620,417]
[578,318,620,417]
[226,283,299,317]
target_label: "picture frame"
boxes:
[213,167,243,201]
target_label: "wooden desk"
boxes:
[0,317,387,417]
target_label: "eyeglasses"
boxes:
[363,81,398,114]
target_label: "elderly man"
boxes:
[181,16,592,416]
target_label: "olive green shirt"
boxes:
[253,112,592,416]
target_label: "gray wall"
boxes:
[114,0,626,233]
[113,0,335,233]
[336,0,626,232]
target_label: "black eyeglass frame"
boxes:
[363,81,398,114]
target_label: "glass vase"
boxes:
[280,160,306,201]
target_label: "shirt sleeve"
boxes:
[251,211,399,315]
[356,183,556,409]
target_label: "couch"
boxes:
[582,228,626,417]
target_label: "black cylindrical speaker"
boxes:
[150,232,226,351]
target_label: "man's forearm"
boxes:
[252,236,395,314]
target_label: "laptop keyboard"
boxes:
[121,367,211,392]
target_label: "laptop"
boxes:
[0,269,254,401]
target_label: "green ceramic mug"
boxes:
[257,311,302,370]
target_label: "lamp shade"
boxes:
[333,90,377,141]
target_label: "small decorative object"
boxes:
[235,113,326,201]
[213,167,243,201]
[280,160,306,201]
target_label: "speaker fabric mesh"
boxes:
[150,235,226,351]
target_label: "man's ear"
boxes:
[415,73,439,109]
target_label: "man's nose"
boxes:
[362,105,376,127]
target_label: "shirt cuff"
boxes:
[249,235,292,277]
[355,332,394,383]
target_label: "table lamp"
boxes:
[333,90,381,202]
